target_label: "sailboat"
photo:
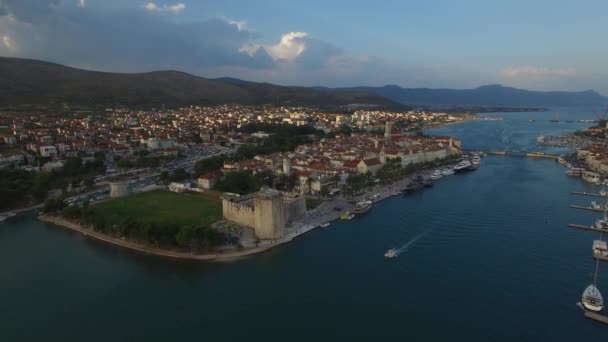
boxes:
[582,258,604,312]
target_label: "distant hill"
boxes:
[333,84,608,107]
[1,57,605,110]
[0,57,398,109]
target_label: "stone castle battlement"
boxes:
[221,187,306,240]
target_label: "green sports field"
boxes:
[91,190,222,226]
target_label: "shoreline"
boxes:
[37,158,466,262]
[38,214,290,262]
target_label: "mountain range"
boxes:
[0,57,395,109]
[0,57,606,110]
[333,84,608,107]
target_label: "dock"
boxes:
[568,224,608,233]
[594,254,608,262]
[570,205,606,213]
[572,192,608,198]
[584,311,608,325]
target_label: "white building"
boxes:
[40,145,58,157]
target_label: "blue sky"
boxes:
[1,0,607,93]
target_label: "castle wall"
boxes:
[222,197,256,228]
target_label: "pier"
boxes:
[584,311,608,325]
[568,224,608,233]
[569,205,607,213]
[594,254,608,262]
[572,191,608,198]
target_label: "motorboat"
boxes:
[566,168,583,177]
[384,249,398,258]
[582,284,604,312]
[595,210,608,230]
[430,170,443,180]
[453,160,472,173]
[441,168,454,176]
[320,222,330,228]
[591,201,607,210]
[593,240,608,258]
[472,156,481,164]
[353,200,372,215]
[582,171,601,184]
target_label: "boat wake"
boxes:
[386,229,432,258]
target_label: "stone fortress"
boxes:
[221,186,306,240]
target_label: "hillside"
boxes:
[334,84,608,107]
[0,57,397,109]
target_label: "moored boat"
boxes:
[430,170,443,180]
[441,168,454,176]
[582,171,601,184]
[453,160,472,173]
[353,200,372,215]
[593,240,608,258]
[582,284,604,312]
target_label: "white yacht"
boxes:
[582,284,604,312]
[472,156,481,165]
[430,170,443,180]
[453,160,472,173]
[353,200,372,215]
[595,210,608,230]
[320,222,330,228]
[384,249,398,258]
[582,171,601,184]
[593,240,608,258]
[441,168,454,176]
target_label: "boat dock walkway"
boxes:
[584,311,608,325]
[570,205,606,213]
[594,254,608,262]
[568,224,608,233]
[572,191,608,198]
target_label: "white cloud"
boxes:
[499,66,577,78]
[238,42,261,57]
[2,34,16,51]
[226,18,247,31]
[77,0,86,8]
[265,32,308,62]
[144,2,185,14]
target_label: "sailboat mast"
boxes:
[594,258,600,286]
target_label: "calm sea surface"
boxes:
[1,107,607,341]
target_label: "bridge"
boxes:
[483,150,559,159]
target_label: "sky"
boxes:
[0,0,607,94]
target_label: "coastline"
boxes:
[37,169,432,261]
[38,214,287,262]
